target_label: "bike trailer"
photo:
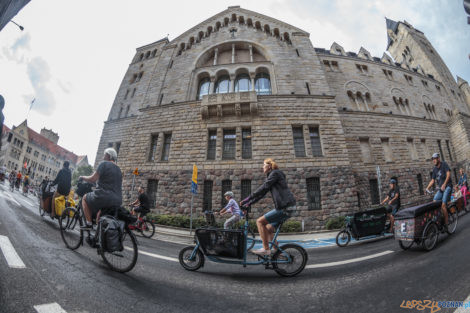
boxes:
[195,228,245,259]
[394,201,441,240]
[352,207,387,238]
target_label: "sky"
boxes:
[0,0,469,165]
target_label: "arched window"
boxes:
[138,53,144,61]
[151,49,157,57]
[255,73,271,95]
[215,22,221,31]
[235,74,251,92]
[224,17,229,26]
[145,51,151,59]
[247,18,253,27]
[215,75,230,94]
[197,77,211,100]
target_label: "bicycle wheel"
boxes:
[246,229,256,251]
[422,223,438,251]
[100,228,138,273]
[179,246,204,271]
[141,220,155,238]
[272,244,308,277]
[60,207,83,250]
[336,230,351,247]
[398,240,413,250]
[447,208,458,235]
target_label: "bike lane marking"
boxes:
[34,302,67,313]
[0,235,26,268]
[305,250,394,269]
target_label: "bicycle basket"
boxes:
[195,228,245,259]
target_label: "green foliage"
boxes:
[72,165,93,186]
[280,220,302,233]
[325,216,346,230]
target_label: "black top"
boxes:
[395,201,442,219]
[138,193,150,210]
[387,186,400,207]
[95,161,122,206]
[52,168,71,196]
[250,169,296,210]
[432,161,453,189]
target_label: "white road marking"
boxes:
[5,193,21,206]
[0,235,26,268]
[305,250,394,269]
[125,246,178,262]
[34,302,67,313]
[454,293,470,313]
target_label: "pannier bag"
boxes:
[54,193,76,216]
[196,228,245,259]
[99,216,125,252]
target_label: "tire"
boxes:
[336,230,351,247]
[447,207,458,235]
[60,207,83,250]
[100,228,138,273]
[179,246,204,271]
[398,240,413,250]
[246,229,256,251]
[422,223,439,251]
[141,220,155,238]
[272,244,308,277]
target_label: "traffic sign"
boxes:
[191,164,197,194]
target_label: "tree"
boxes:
[72,165,93,186]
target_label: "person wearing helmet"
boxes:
[426,152,452,228]
[79,148,122,229]
[381,178,401,233]
[216,191,242,229]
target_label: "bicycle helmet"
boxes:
[224,191,234,198]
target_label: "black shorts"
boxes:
[134,206,149,216]
[386,204,400,216]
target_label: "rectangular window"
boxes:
[306,177,321,210]
[241,179,251,201]
[242,128,252,159]
[331,61,339,71]
[292,126,306,157]
[309,127,322,157]
[323,60,332,71]
[221,179,232,207]
[147,179,158,208]
[369,179,380,205]
[207,130,217,160]
[359,138,372,163]
[381,138,392,162]
[222,129,236,160]
[161,133,172,161]
[445,140,453,161]
[382,69,393,80]
[305,82,311,95]
[420,139,428,160]
[124,89,129,100]
[203,180,213,211]
[417,174,424,195]
[148,134,158,161]
[437,140,444,161]
[115,142,121,155]
[356,64,368,74]
[26,146,32,153]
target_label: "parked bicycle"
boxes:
[59,181,138,273]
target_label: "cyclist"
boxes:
[380,178,400,233]
[79,148,122,230]
[23,174,30,195]
[15,171,22,190]
[240,158,296,256]
[130,186,150,219]
[9,170,16,190]
[425,153,452,228]
[50,161,72,219]
[216,191,242,229]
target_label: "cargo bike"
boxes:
[336,206,390,247]
[394,197,458,251]
[179,207,308,277]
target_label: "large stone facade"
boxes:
[95,7,470,230]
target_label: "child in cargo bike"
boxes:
[216,191,243,229]
[380,178,401,233]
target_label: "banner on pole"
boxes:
[191,164,198,194]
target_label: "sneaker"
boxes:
[251,248,271,256]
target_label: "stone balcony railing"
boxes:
[200,91,260,119]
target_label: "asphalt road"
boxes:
[1,183,470,313]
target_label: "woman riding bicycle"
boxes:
[240,158,296,256]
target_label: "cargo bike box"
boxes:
[394,201,442,241]
[336,207,388,246]
[195,228,245,259]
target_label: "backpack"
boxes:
[99,216,125,252]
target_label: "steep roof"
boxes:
[385,17,399,49]
[26,127,78,164]
[2,124,10,134]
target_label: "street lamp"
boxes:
[10,20,24,31]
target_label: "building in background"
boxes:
[0,120,88,185]
[95,6,470,229]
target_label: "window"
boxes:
[356,64,368,74]
[309,127,322,157]
[305,82,311,95]
[197,78,210,100]
[306,177,321,210]
[254,73,271,95]
[381,138,392,162]
[323,60,332,71]
[241,179,251,200]
[359,138,372,163]
[26,146,32,153]
[420,139,428,160]
[437,140,444,161]
[221,179,232,207]
[445,140,453,161]
[131,88,136,98]
[417,174,424,195]
[125,105,130,117]
[404,74,413,85]
[223,129,236,159]
[295,49,300,57]
[124,89,129,100]
[203,180,213,211]
[147,179,158,208]
[382,69,393,80]
[234,74,251,92]
[115,142,121,155]
[292,126,306,157]
[435,85,442,95]
[242,128,252,159]
[407,138,418,160]
[161,133,172,161]
[215,75,230,94]
[369,179,380,205]
[421,80,429,88]
[202,130,216,160]
[158,93,164,105]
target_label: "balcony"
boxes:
[200,91,260,119]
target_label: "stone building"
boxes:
[0,120,89,185]
[95,6,470,229]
